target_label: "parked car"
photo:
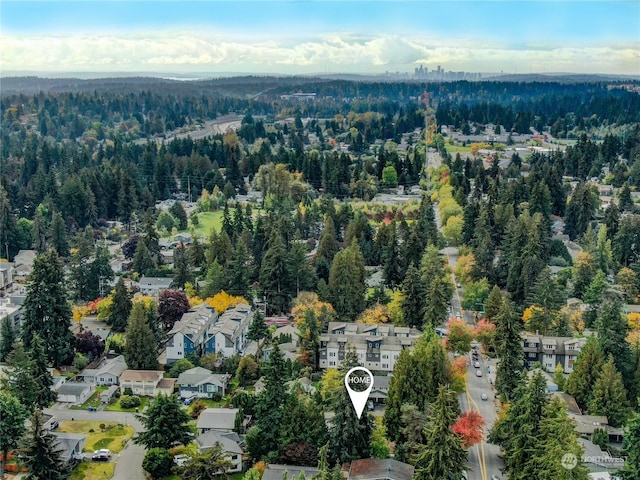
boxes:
[481,393,488,401]
[476,370,483,377]
[92,449,111,461]
[183,395,196,406]
[49,420,59,431]
[474,361,480,368]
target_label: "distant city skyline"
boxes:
[1,1,639,76]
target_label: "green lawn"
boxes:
[192,211,224,237]
[104,396,150,412]
[444,141,472,153]
[69,462,115,480]
[70,386,108,411]
[58,420,134,454]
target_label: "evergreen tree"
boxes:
[172,243,191,289]
[490,371,549,479]
[177,443,234,480]
[422,274,450,329]
[289,241,316,296]
[494,296,524,401]
[248,310,269,358]
[2,343,39,411]
[413,386,466,480]
[565,336,605,411]
[18,409,70,480]
[416,194,438,246]
[226,240,251,298]
[382,221,402,287]
[596,296,632,386]
[401,262,425,328]
[0,392,28,479]
[21,249,74,367]
[169,201,188,230]
[588,355,630,428]
[88,243,114,299]
[527,267,565,335]
[28,333,57,408]
[135,394,193,449]
[260,231,292,314]
[202,260,225,298]
[329,241,366,321]
[108,277,132,333]
[0,186,18,260]
[133,237,155,275]
[0,316,16,362]
[316,216,340,266]
[328,350,373,463]
[279,394,329,465]
[125,302,160,370]
[484,284,503,320]
[525,397,590,480]
[298,309,320,369]
[47,211,69,257]
[618,412,640,480]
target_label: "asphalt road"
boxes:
[44,407,146,480]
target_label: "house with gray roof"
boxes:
[195,430,243,472]
[57,383,92,404]
[176,367,230,399]
[319,322,421,372]
[196,408,240,434]
[209,303,252,358]
[53,433,86,465]
[138,276,173,296]
[348,458,414,480]
[165,303,219,364]
[262,464,319,480]
[79,355,127,385]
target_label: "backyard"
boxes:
[69,462,115,480]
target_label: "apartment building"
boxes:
[318,322,422,372]
[522,334,587,373]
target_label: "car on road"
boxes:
[476,370,483,377]
[481,393,488,401]
[92,449,111,461]
[474,361,480,368]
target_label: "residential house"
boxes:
[52,433,86,465]
[285,377,316,395]
[210,303,252,358]
[370,375,391,404]
[262,465,320,480]
[13,250,36,278]
[348,458,415,480]
[0,296,24,340]
[521,334,587,373]
[0,263,13,293]
[176,367,230,399]
[263,341,299,362]
[79,355,127,385]
[165,303,219,364]
[195,430,244,473]
[272,324,299,346]
[119,370,175,396]
[57,383,92,404]
[568,413,624,444]
[319,322,422,372]
[196,408,240,434]
[138,276,173,296]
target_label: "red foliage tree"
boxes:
[452,411,486,448]
[158,289,190,331]
[75,330,105,360]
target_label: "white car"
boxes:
[92,449,111,461]
[474,361,480,368]
[476,370,483,377]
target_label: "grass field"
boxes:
[58,420,134,454]
[444,141,472,153]
[69,462,115,480]
[192,210,224,237]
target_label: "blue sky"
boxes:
[2,1,639,75]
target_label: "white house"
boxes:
[195,430,243,473]
[79,355,127,385]
[176,367,230,399]
[119,370,175,396]
[210,303,252,358]
[57,383,92,404]
[138,276,173,296]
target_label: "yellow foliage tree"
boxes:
[133,294,155,310]
[291,292,335,326]
[319,368,343,404]
[387,290,404,325]
[455,253,475,286]
[206,291,249,314]
[356,304,390,324]
[628,312,640,331]
[72,305,89,322]
[96,296,113,320]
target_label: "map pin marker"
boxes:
[344,367,374,419]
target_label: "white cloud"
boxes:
[1,33,638,75]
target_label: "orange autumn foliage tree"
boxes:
[291,292,335,327]
[452,410,486,448]
[206,291,249,314]
[474,318,496,352]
